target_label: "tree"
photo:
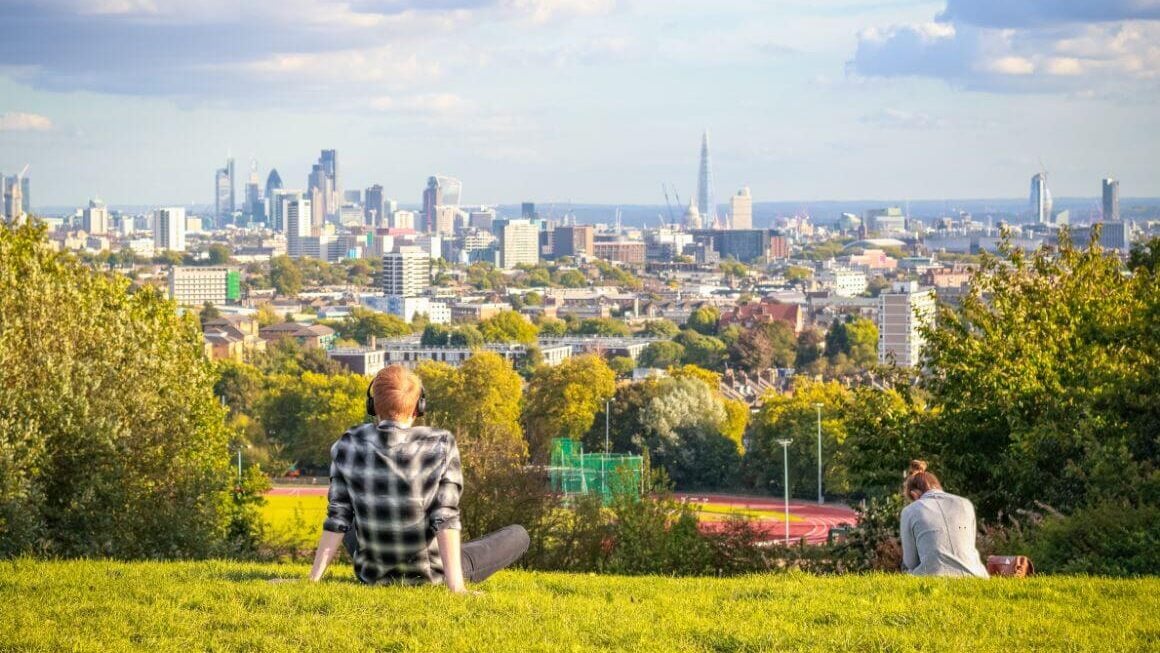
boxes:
[785,265,813,282]
[479,311,538,344]
[919,233,1159,517]
[523,355,617,460]
[555,269,588,288]
[744,379,852,498]
[608,356,635,378]
[1129,236,1160,274]
[256,304,280,327]
[334,307,411,345]
[825,317,878,368]
[269,256,303,297]
[638,341,685,369]
[728,322,797,372]
[639,319,679,338]
[415,352,526,463]
[259,372,367,470]
[719,260,748,278]
[795,327,825,368]
[538,318,568,337]
[206,244,233,265]
[449,325,484,348]
[0,222,244,557]
[638,376,736,489]
[421,323,451,346]
[573,317,630,337]
[675,329,727,371]
[685,306,720,336]
[199,301,221,323]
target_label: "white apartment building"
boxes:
[817,267,868,297]
[153,207,186,252]
[878,281,936,368]
[82,198,109,235]
[285,197,313,258]
[168,267,241,307]
[499,218,539,269]
[382,246,431,297]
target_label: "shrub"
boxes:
[1028,502,1160,576]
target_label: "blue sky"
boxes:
[1,0,1158,207]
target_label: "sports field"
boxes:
[1,559,1155,652]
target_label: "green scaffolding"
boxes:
[549,438,643,502]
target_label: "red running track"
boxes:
[676,493,857,545]
[266,487,858,545]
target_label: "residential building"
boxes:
[730,187,752,230]
[153,207,186,252]
[285,197,312,258]
[817,267,868,297]
[553,225,595,258]
[769,235,790,260]
[258,322,336,350]
[719,297,805,334]
[379,342,570,370]
[169,266,241,306]
[382,246,431,296]
[498,218,539,269]
[593,240,646,265]
[450,302,511,322]
[878,281,936,368]
[329,348,386,376]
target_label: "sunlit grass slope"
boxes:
[1,560,1156,652]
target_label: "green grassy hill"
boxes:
[1,560,1155,652]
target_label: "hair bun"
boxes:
[908,460,928,474]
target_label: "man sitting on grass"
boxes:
[308,365,529,592]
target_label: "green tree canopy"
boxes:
[674,329,727,371]
[258,372,366,470]
[523,355,617,460]
[269,256,303,297]
[728,321,797,372]
[479,311,539,344]
[0,223,240,557]
[639,319,680,338]
[573,317,631,337]
[416,352,526,464]
[333,307,411,345]
[638,341,685,369]
[685,306,720,336]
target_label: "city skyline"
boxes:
[1,1,1159,207]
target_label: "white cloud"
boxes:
[0,112,53,131]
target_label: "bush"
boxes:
[1028,502,1160,576]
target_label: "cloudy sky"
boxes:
[1,0,1158,208]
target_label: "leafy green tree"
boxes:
[573,317,630,337]
[920,233,1159,517]
[639,319,679,338]
[259,372,366,470]
[421,323,451,346]
[719,260,748,278]
[1129,236,1160,274]
[675,329,727,371]
[334,307,411,345]
[0,222,243,557]
[639,376,738,488]
[479,311,538,344]
[785,265,813,282]
[608,356,635,378]
[254,338,342,376]
[537,318,568,337]
[199,301,221,323]
[416,352,526,463]
[206,244,233,265]
[523,355,617,460]
[744,379,852,498]
[213,360,265,416]
[685,306,720,336]
[728,322,797,372]
[449,324,484,348]
[638,341,685,369]
[825,317,878,368]
[795,327,825,368]
[269,256,303,297]
[154,250,185,266]
[842,385,932,499]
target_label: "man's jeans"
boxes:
[343,524,530,584]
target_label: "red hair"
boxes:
[903,460,942,497]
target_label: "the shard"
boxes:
[697,130,717,228]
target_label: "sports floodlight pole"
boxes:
[777,438,792,545]
[814,402,824,505]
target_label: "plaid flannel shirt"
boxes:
[322,420,463,585]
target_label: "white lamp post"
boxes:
[777,438,792,545]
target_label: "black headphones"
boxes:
[366,377,426,419]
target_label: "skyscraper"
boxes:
[730,187,752,230]
[365,184,384,226]
[244,161,262,223]
[521,202,537,220]
[269,189,301,234]
[154,207,187,252]
[1102,178,1120,222]
[308,150,339,219]
[3,175,23,223]
[498,218,539,269]
[286,197,312,258]
[422,177,441,233]
[697,130,717,228]
[1030,172,1052,225]
[215,158,235,224]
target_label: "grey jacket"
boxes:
[900,490,990,578]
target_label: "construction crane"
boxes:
[662,183,676,225]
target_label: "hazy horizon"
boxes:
[2,1,1159,207]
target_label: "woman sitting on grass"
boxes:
[899,460,989,578]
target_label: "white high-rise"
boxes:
[730,187,752,230]
[878,281,936,368]
[286,197,313,258]
[82,197,109,235]
[382,246,431,297]
[1030,173,1053,225]
[153,207,187,252]
[499,218,539,269]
